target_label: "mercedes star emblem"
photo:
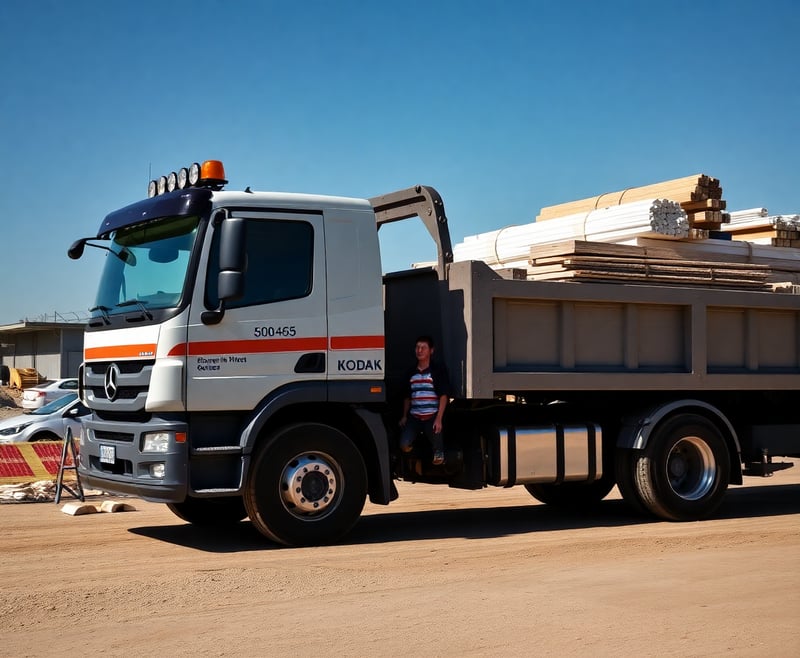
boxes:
[104,363,120,401]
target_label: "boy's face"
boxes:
[415,341,433,362]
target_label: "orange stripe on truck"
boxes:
[89,336,385,360]
[84,344,157,360]
[167,336,383,357]
[329,335,385,350]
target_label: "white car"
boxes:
[0,393,90,443]
[21,378,79,410]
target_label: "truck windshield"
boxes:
[92,215,201,317]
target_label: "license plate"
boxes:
[100,444,116,464]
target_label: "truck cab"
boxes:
[70,161,393,544]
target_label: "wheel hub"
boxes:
[667,437,716,501]
[280,453,338,515]
[668,454,688,478]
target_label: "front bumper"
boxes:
[78,414,188,503]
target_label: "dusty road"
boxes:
[1,464,799,658]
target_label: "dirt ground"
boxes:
[0,385,25,418]
[1,453,798,658]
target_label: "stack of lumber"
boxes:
[527,240,771,289]
[634,236,800,287]
[8,368,45,389]
[453,199,690,269]
[722,208,800,247]
[537,174,727,230]
[448,174,800,291]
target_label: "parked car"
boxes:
[0,393,90,443]
[21,378,79,410]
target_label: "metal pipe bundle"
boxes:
[453,199,689,267]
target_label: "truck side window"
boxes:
[206,219,314,308]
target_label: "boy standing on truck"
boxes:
[399,335,451,465]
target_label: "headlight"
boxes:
[177,167,189,189]
[188,162,201,186]
[0,422,32,436]
[142,432,170,453]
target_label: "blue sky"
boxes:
[1,0,798,324]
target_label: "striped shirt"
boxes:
[409,368,440,419]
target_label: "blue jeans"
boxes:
[400,415,443,454]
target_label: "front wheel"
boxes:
[634,414,730,521]
[244,423,367,547]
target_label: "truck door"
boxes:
[185,210,327,411]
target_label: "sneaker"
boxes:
[432,450,445,466]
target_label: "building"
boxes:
[0,321,85,384]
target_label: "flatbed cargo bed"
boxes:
[385,260,800,399]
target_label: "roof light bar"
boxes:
[147,160,226,197]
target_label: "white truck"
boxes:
[69,160,798,546]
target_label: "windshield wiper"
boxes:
[118,299,153,321]
[88,305,111,326]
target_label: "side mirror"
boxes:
[202,217,246,325]
[68,238,87,260]
[217,217,246,301]
[219,217,246,272]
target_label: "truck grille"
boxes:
[84,359,154,413]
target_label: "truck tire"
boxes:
[244,423,367,547]
[167,496,248,526]
[633,414,730,521]
[614,448,650,516]
[524,476,615,509]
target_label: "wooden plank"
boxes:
[537,174,723,221]
[528,269,769,289]
[524,263,570,274]
[635,237,800,269]
[578,273,765,287]
[527,237,800,291]
[682,199,727,211]
[687,210,722,224]
[529,240,646,262]
[557,263,767,283]
[559,255,770,272]
[729,229,778,241]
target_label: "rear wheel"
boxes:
[634,414,730,521]
[614,448,649,516]
[524,475,615,509]
[167,496,248,526]
[244,423,367,547]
